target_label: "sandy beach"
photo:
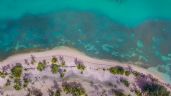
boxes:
[0,46,170,96]
[0,46,167,83]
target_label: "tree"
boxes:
[51,57,58,64]
[0,71,6,78]
[120,78,129,87]
[13,79,22,90]
[125,71,131,76]
[61,61,65,67]
[109,66,124,75]
[23,74,30,88]
[77,64,85,71]
[51,64,59,74]
[59,56,65,67]
[11,65,23,78]
[74,58,86,74]
[135,90,142,96]
[37,62,46,71]
[62,82,86,96]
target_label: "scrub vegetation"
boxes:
[62,82,87,96]
[51,57,58,64]
[109,66,125,75]
[11,64,23,78]
[51,64,59,74]
[37,61,46,71]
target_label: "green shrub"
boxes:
[23,79,29,88]
[62,82,86,96]
[14,84,22,90]
[61,61,65,67]
[109,66,124,75]
[135,90,142,96]
[11,65,23,78]
[0,71,6,78]
[52,57,58,64]
[37,62,46,71]
[64,69,66,72]
[60,73,65,78]
[77,64,86,73]
[51,64,59,74]
[125,71,131,76]
[120,79,129,87]
[132,71,141,77]
[13,79,22,90]
[54,90,61,96]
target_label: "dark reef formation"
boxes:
[0,11,171,79]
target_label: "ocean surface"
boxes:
[0,0,171,83]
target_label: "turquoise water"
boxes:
[0,0,171,26]
[0,0,171,83]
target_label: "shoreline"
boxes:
[0,47,171,96]
[0,46,170,85]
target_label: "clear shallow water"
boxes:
[0,0,171,83]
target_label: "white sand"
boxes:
[0,46,170,96]
[0,46,168,83]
